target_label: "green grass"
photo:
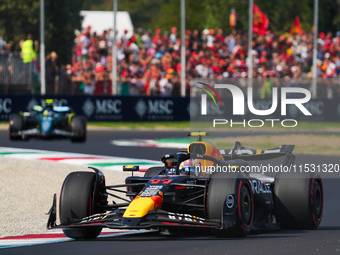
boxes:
[88,121,191,129]
[2,120,340,131]
[287,121,340,130]
[212,134,340,155]
[0,121,191,130]
[190,121,340,132]
[87,121,340,131]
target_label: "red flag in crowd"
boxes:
[229,8,237,29]
[289,16,304,34]
[253,3,269,35]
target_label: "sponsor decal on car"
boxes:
[168,212,205,224]
[139,186,163,197]
[250,179,272,194]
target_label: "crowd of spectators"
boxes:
[64,25,340,98]
[1,26,340,97]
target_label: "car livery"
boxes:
[9,99,87,142]
[47,132,323,238]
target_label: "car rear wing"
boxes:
[188,131,213,141]
[220,142,295,166]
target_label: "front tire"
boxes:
[71,116,87,142]
[207,172,253,238]
[273,172,323,230]
[9,114,23,140]
[59,171,102,239]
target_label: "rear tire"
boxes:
[207,172,253,238]
[9,114,23,140]
[273,172,323,230]
[71,116,86,142]
[59,171,102,239]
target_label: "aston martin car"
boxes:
[9,99,86,142]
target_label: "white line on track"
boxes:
[0,147,162,171]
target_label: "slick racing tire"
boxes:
[144,166,165,177]
[273,172,323,230]
[9,114,23,140]
[207,172,253,238]
[71,116,87,142]
[60,171,102,239]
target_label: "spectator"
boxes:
[121,29,130,46]
[206,29,216,47]
[201,29,210,44]
[80,31,91,65]
[135,27,144,48]
[21,34,38,64]
[83,64,95,94]
[45,51,59,94]
[0,36,8,53]
[59,64,73,94]
[141,29,152,49]
[10,25,337,97]
[71,62,83,94]
[170,27,178,44]
[215,28,225,43]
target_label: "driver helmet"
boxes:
[179,159,201,176]
[43,110,50,116]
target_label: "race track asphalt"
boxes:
[1,129,339,255]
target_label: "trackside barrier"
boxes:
[0,95,339,122]
[0,95,189,122]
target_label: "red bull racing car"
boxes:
[47,132,323,239]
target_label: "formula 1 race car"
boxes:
[47,132,323,239]
[9,99,87,142]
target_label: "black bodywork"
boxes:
[9,106,86,141]
[47,139,322,238]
